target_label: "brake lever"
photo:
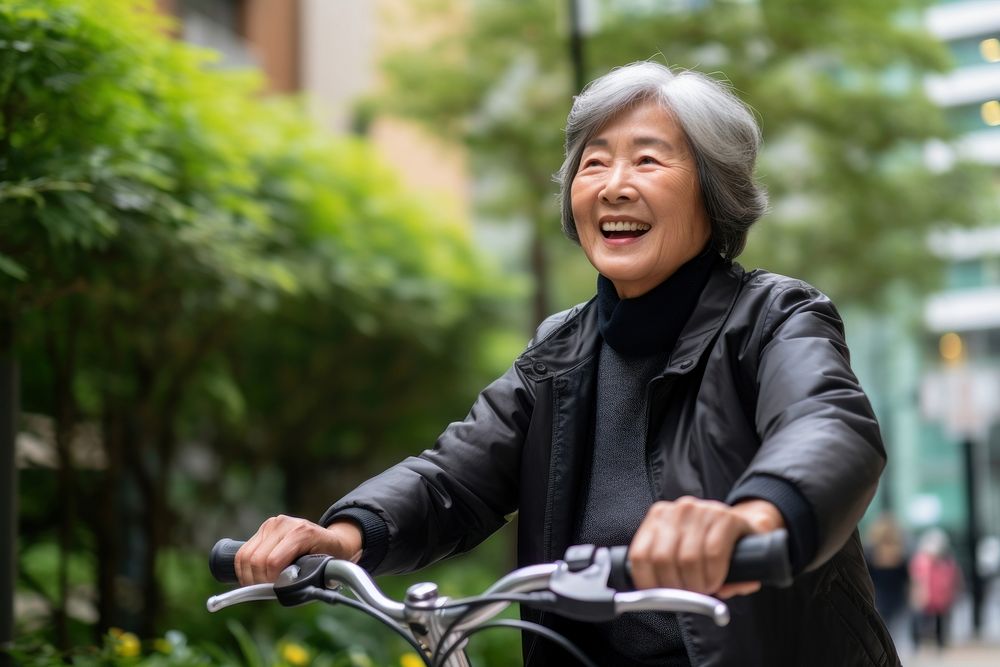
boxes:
[206,554,336,612]
[206,583,277,612]
[549,545,730,626]
[547,545,617,622]
[274,554,336,607]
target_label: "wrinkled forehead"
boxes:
[581,100,692,155]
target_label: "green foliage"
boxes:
[5,0,515,646]
[13,533,521,666]
[11,627,235,666]
[376,0,994,308]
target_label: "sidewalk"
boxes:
[892,589,1000,665]
[905,643,1000,666]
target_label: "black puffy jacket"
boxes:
[324,262,900,666]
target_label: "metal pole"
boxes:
[567,0,586,93]
[0,316,17,667]
[962,437,983,636]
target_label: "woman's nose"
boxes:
[599,163,637,203]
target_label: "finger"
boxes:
[249,515,298,583]
[261,523,313,581]
[241,527,270,585]
[650,526,682,589]
[716,581,761,599]
[673,497,727,592]
[702,513,746,593]
[675,520,709,592]
[629,519,660,590]
[236,519,274,585]
[645,503,682,589]
[235,540,252,586]
[630,502,679,589]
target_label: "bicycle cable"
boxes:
[433,618,600,667]
[308,588,433,666]
[429,592,556,666]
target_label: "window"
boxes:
[947,258,986,289]
[179,0,242,35]
[947,34,1000,67]
[946,103,1000,133]
[177,0,254,69]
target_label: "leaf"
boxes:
[0,253,27,280]
[226,620,264,667]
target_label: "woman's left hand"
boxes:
[628,496,785,598]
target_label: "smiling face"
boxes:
[571,100,711,299]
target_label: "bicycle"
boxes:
[207,531,792,667]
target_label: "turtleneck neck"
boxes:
[596,247,720,357]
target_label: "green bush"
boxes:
[4,0,519,652]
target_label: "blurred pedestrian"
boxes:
[909,528,961,650]
[865,513,910,641]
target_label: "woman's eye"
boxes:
[638,156,659,165]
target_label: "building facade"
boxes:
[851,2,1000,600]
[155,0,470,222]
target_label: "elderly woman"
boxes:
[236,62,898,666]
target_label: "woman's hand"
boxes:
[628,497,784,599]
[235,515,363,585]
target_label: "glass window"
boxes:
[946,258,985,289]
[177,0,253,69]
[946,103,1000,133]
[948,34,1000,67]
[179,0,242,34]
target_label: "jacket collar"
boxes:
[666,260,747,374]
[519,261,747,381]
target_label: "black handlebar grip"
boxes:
[210,539,245,583]
[608,545,631,591]
[606,529,792,591]
[725,529,792,587]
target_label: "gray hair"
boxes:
[555,61,768,259]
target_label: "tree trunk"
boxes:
[95,400,123,638]
[0,313,17,667]
[45,309,78,650]
[140,419,175,638]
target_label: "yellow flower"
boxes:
[153,638,173,654]
[14,8,48,21]
[400,653,426,667]
[280,642,311,666]
[348,649,374,667]
[114,631,141,658]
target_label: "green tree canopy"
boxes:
[376,0,993,311]
[2,0,511,643]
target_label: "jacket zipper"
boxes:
[528,374,561,667]
[643,376,666,500]
[645,375,702,665]
[541,376,560,563]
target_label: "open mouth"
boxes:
[601,221,651,240]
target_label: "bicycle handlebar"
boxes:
[208,531,791,666]
[606,529,792,589]
[209,538,242,584]
[210,529,792,589]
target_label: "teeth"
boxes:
[601,221,651,232]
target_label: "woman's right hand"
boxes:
[235,514,363,585]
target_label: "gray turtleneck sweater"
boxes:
[572,343,690,667]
